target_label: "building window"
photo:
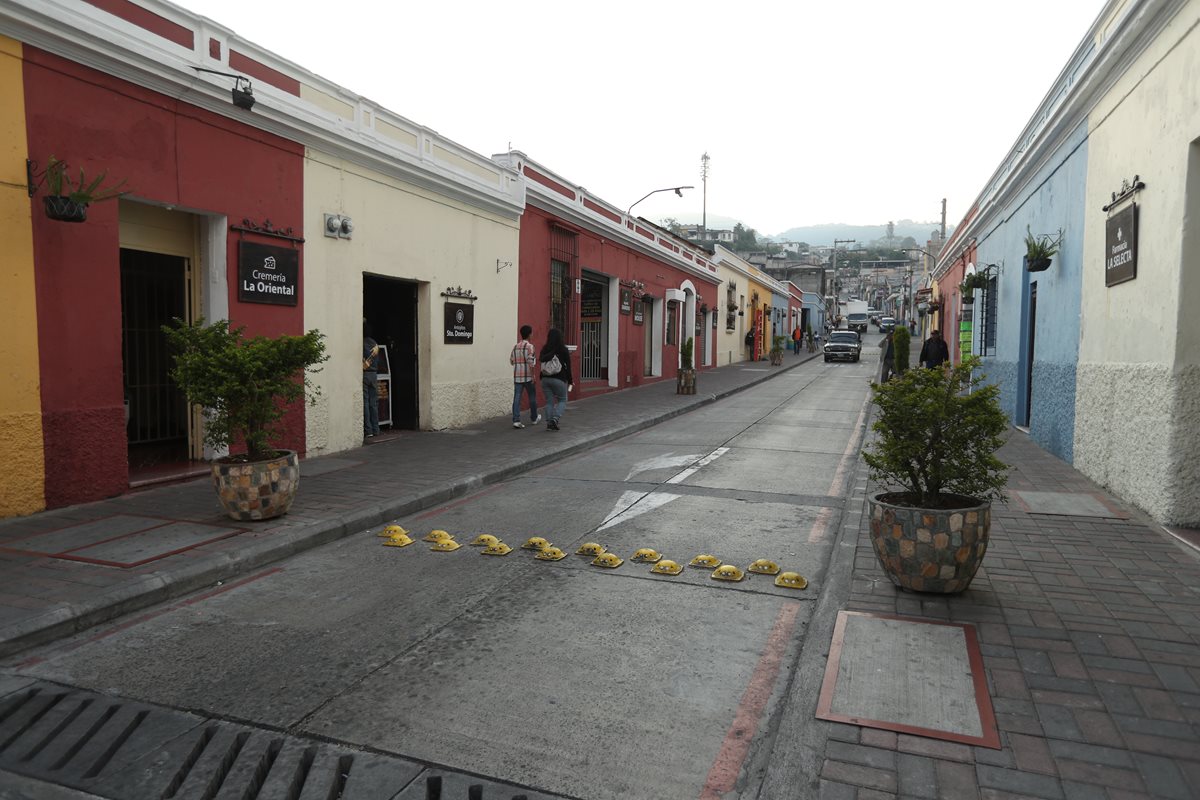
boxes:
[666,300,678,345]
[549,226,577,340]
[550,259,568,334]
[982,276,998,355]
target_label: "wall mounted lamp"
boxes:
[193,66,255,111]
[324,213,353,239]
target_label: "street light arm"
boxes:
[627,186,694,216]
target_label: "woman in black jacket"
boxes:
[538,328,573,431]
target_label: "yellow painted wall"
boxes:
[0,36,46,517]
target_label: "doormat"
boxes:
[1008,490,1127,519]
[0,514,245,569]
[816,611,1000,749]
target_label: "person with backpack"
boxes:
[509,324,540,428]
[539,327,573,431]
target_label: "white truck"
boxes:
[843,300,869,333]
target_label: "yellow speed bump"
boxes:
[576,542,606,556]
[521,537,552,551]
[481,542,513,556]
[775,572,809,589]
[378,524,409,538]
[470,534,500,547]
[649,559,684,576]
[423,529,455,543]
[591,552,623,569]
[711,564,745,582]
[535,546,567,561]
[630,548,662,563]
[382,532,414,547]
[748,559,781,576]
[689,554,721,569]
[430,540,461,552]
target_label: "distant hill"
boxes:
[767,220,952,247]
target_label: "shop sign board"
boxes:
[444,302,474,344]
[1105,203,1137,287]
[238,242,299,306]
[633,301,645,325]
[620,289,632,315]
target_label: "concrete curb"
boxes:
[1,355,820,659]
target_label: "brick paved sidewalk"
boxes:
[810,431,1200,800]
[0,352,817,658]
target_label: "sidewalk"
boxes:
[0,352,817,658]
[768,427,1200,799]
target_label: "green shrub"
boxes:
[681,336,694,370]
[892,327,910,374]
[163,319,327,461]
[771,335,787,353]
[864,356,1009,508]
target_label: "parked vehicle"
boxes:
[824,330,862,362]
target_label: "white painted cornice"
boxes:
[0,0,525,221]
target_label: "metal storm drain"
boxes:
[0,682,561,799]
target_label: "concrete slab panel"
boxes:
[1009,490,1127,518]
[0,516,158,552]
[680,447,844,496]
[64,522,243,567]
[762,407,861,427]
[299,457,362,478]
[728,424,854,455]
[630,422,751,446]
[301,569,803,800]
[816,611,1000,749]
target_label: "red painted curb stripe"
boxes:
[700,602,801,799]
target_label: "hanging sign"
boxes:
[1105,203,1137,287]
[443,302,474,344]
[633,300,645,325]
[237,242,299,306]
[620,289,632,315]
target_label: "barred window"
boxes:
[550,259,568,334]
[982,276,998,355]
[666,300,678,345]
[549,226,577,340]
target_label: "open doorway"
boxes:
[364,274,419,429]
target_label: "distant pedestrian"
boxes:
[362,321,381,439]
[510,324,540,428]
[745,327,756,360]
[919,328,950,369]
[908,319,916,335]
[539,327,573,431]
[792,324,802,355]
[878,330,895,382]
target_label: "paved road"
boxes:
[2,345,884,800]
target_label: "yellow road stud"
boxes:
[430,540,461,552]
[378,524,408,538]
[482,542,513,556]
[522,537,552,551]
[382,532,414,547]
[576,542,606,556]
[689,554,721,569]
[775,572,809,589]
[748,559,781,576]
[591,552,623,569]
[535,546,567,561]
[631,548,662,563]
[649,559,684,576]
[423,529,455,543]
[470,534,500,547]
[711,564,745,582]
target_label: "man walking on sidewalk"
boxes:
[510,324,540,428]
[919,328,950,369]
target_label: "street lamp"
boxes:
[627,185,694,217]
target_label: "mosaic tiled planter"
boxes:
[867,492,991,594]
[211,450,299,522]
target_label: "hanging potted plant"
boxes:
[959,272,989,304]
[676,336,696,395]
[1025,227,1060,272]
[163,318,327,521]
[863,356,1009,593]
[37,155,129,222]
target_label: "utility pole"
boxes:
[831,238,856,321]
[700,153,710,241]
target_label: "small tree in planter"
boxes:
[163,318,327,520]
[892,326,911,374]
[769,335,787,365]
[862,356,1009,593]
[676,336,696,395]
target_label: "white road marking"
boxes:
[624,452,708,481]
[665,446,730,485]
[597,490,681,532]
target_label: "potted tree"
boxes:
[163,318,327,521]
[863,356,1009,593]
[959,271,989,304]
[1025,227,1060,272]
[769,335,787,366]
[38,155,129,222]
[676,336,696,395]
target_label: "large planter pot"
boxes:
[212,449,299,521]
[676,368,696,395]
[770,350,784,366]
[867,492,991,593]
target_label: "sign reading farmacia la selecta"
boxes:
[238,241,299,306]
[1105,203,1137,287]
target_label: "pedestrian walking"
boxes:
[362,321,381,439]
[744,326,756,360]
[919,328,950,369]
[539,327,573,431]
[878,330,895,382]
[509,324,540,428]
[908,319,916,335]
[792,324,802,355]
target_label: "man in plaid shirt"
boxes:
[510,325,541,428]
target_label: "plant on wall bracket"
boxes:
[959,271,990,302]
[32,155,130,223]
[1025,227,1062,272]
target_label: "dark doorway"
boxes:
[120,248,190,472]
[1025,282,1038,426]
[364,274,419,429]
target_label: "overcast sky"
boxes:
[176,0,1110,238]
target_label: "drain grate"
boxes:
[0,682,562,799]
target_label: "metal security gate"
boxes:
[695,310,706,365]
[120,248,190,469]
[579,276,607,381]
[581,322,603,380]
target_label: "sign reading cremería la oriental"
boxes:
[1105,203,1138,287]
[238,242,299,305]
[443,302,474,344]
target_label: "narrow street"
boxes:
[3,341,884,799]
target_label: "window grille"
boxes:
[982,276,998,355]
[549,226,577,340]
[666,300,678,345]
